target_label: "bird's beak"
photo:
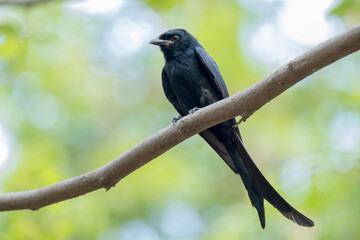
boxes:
[149,38,173,46]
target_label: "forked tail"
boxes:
[233,132,314,228]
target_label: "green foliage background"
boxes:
[0,0,359,239]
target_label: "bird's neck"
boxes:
[161,47,195,61]
[161,49,183,61]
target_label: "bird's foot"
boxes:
[172,115,182,125]
[188,107,200,114]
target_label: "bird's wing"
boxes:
[162,68,187,116]
[195,47,229,99]
[195,47,242,139]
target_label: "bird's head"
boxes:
[150,29,199,59]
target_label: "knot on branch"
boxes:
[100,176,116,191]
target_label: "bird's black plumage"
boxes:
[150,29,314,228]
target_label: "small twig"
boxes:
[234,116,245,128]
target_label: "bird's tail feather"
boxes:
[248,186,266,228]
[231,149,266,228]
[280,208,314,227]
[233,131,314,228]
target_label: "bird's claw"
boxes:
[172,115,182,125]
[188,107,200,114]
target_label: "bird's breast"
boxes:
[165,54,219,111]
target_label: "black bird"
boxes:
[150,29,314,228]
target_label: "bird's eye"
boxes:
[171,35,180,41]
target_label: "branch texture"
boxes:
[1,24,360,211]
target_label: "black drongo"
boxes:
[150,29,314,228]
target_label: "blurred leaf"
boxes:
[0,25,23,58]
[142,0,185,12]
[330,0,360,23]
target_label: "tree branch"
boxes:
[1,24,360,211]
